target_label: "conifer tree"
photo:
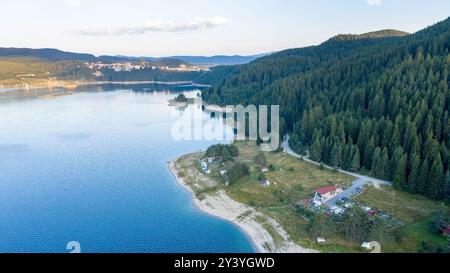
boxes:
[426,157,444,199]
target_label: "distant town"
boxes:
[84,61,210,77]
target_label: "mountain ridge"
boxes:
[329,29,410,42]
[0,47,267,66]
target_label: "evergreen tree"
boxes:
[416,159,430,194]
[407,153,421,193]
[426,157,444,199]
[444,171,450,201]
[330,144,342,168]
[369,218,389,244]
[363,137,376,169]
[310,137,322,162]
[350,147,361,172]
[392,147,408,189]
[342,207,371,243]
[307,214,333,239]
[372,147,389,179]
[371,147,381,176]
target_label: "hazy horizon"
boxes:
[0,0,449,57]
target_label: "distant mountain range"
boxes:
[96,54,269,66]
[0,47,268,66]
[156,54,270,66]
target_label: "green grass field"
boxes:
[224,142,364,252]
[355,185,449,252]
[355,185,446,224]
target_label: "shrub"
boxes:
[228,162,250,183]
[206,144,239,161]
[254,152,267,167]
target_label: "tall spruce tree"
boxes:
[407,153,422,193]
[416,159,430,194]
[426,157,444,199]
[392,147,408,189]
[350,147,361,172]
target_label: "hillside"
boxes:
[164,54,269,66]
[0,47,96,61]
[0,50,206,85]
[330,29,410,41]
[202,18,450,201]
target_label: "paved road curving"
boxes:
[281,136,391,206]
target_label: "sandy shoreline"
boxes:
[0,80,210,92]
[168,156,318,253]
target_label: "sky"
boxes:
[0,0,449,57]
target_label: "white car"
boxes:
[344,202,354,208]
[330,206,345,215]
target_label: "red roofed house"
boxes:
[314,186,343,204]
[442,226,450,237]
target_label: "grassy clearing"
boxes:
[225,141,359,252]
[228,141,353,204]
[381,219,449,253]
[355,185,446,224]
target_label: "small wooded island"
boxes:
[168,93,200,106]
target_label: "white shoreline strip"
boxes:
[168,156,318,253]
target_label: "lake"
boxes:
[0,84,254,253]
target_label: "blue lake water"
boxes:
[0,84,254,253]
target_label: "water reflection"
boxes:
[0,83,207,103]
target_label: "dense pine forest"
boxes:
[202,18,450,201]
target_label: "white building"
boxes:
[313,186,343,204]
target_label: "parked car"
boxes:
[343,202,354,208]
[368,210,377,217]
[330,206,345,215]
[378,213,390,220]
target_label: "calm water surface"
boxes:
[0,85,254,253]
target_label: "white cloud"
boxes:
[366,0,382,5]
[65,0,81,7]
[78,17,229,36]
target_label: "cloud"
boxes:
[78,17,229,36]
[366,0,382,5]
[65,0,81,7]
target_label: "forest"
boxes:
[202,18,450,201]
